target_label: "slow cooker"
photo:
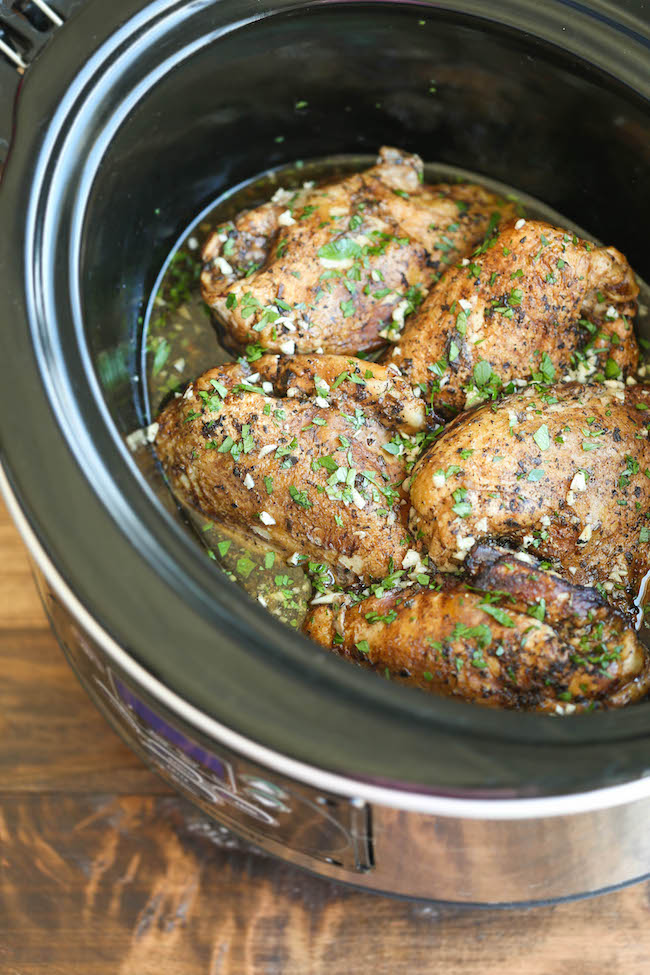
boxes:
[2,0,650,905]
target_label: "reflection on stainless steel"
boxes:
[370,803,650,902]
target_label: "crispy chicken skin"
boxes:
[200,146,518,356]
[176,149,650,714]
[155,355,431,580]
[303,546,650,712]
[202,197,289,282]
[409,381,650,618]
[389,219,639,414]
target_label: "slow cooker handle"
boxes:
[0,0,64,73]
[0,1,66,166]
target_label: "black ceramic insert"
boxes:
[1,0,649,799]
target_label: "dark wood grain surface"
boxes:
[2,497,650,974]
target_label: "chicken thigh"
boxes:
[155,354,433,580]
[409,381,650,618]
[303,545,650,712]
[389,219,639,415]
[200,146,519,356]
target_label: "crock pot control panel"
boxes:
[33,567,375,876]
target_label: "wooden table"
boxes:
[1,498,650,974]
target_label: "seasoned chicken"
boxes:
[155,354,434,580]
[409,381,650,618]
[201,146,518,356]
[303,545,650,712]
[389,219,639,415]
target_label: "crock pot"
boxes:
[2,0,650,905]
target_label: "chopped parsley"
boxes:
[289,485,313,509]
[480,604,515,628]
[533,424,551,452]
[318,238,362,262]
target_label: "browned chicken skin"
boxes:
[409,381,650,619]
[389,219,639,415]
[168,147,650,714]
[303,545,650,713]
[155,355,434,580]
[200,146,518,357]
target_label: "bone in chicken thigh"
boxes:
[157,144,650,715]
[409,380,650,620]
[155,355,436,580]
[389,219,639,415]
[200,146,518,357]
[303,544,650,713]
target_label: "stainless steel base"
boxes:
[5,465,650,904]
